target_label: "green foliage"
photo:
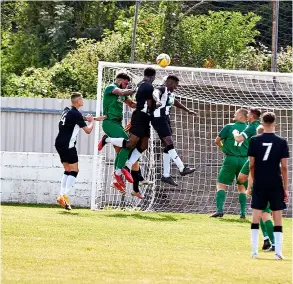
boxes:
[1,1,291,98]
[2,39,99,98]
[179,11,261,67]
[229,44,292,72]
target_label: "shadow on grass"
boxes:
[106,213,179,222]
[1,203,88,209]
[218,218,251,224]
[58,211,80,216]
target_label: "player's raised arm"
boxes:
[124,98,136,109]
[110,73,136,97]
[174,99,197,116]
[81,115,94,134]
[234,108,261,143]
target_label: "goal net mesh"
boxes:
[91,62,292,217]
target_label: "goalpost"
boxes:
[91,61,292,217]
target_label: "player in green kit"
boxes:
[99,72,136,188]
[233,107,261,145]
[211,108,249,218]
[238,125,275,251]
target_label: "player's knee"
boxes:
[70,171,78,177]
[237,174,247,184]
[165,144,174,152]
[262,212,271,222]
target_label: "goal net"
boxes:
[91,62,292,217]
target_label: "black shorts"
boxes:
[55,146,78,164]
[251,188,286,211]
[151,116,172,138]
[130,110,150,138]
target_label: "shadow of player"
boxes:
[106,212,179,222]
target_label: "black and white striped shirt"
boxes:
[152,85,175,117]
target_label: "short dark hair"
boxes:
[144,67,156,77]
[166,74,179,82]
[262,112,276,124]
[250,107,261,119]
[116,72,131,81]
[71,92,82,101]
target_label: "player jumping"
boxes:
[151,74,197,186]
[99,67,157,177]
[99,72,136,190]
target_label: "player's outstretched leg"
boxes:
[161,138,195,178]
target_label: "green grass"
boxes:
[2,205,292,284]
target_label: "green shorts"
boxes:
[102,119,129,140]
[217,156,248,185]
[240,159,250,176]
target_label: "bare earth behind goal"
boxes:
[91,62,292,217]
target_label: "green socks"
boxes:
[216,190,226,212]
[265,220,275,245]
[260,219,268,238]
[238,193,247,215]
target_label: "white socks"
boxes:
[274,232,283,256]
[60,173,69,195]
[126,148,142,169]
[105,137,124,147]
[251,229,259,255]
[168,149,184,172]
[64,175,77,195]
[115,169,122,175]
[163,152,171,177]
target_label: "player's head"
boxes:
[234,108,248,122]
[165,75,179,92]
[71,92,84,107]
[256,125,264,135]
[262,112,276,126]
[248,107,261,122]
[144,67,156,82]
[116,72,131,89]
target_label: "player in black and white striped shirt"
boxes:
[151,75,197,186]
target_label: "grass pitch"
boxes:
[2,204,292,283]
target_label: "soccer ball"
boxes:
[156,53,171,68]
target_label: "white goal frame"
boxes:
[91,61,292,215]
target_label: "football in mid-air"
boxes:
[156,53,171,67]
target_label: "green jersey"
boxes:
[102,83,127,121]
[241,120,261,142]
[219,122,248,157]
[236,120,261,155]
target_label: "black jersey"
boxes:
[135,80,155,114]
[55,106,87,148]
[248,133,289,190]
